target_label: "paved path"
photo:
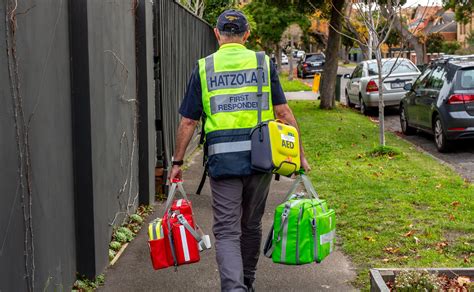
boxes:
[99,152,357,292]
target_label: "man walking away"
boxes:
[169,9,310,292]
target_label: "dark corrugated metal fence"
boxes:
[154,0,218,170]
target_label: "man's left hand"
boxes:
[300,156,311,173]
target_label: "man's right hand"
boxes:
[169,165,182,182]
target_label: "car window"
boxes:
[457,69,474,89]
[351,65,362,78]
[305,55,324,62]
[367,60,418,76]
[427,66,446,90]
[413,67,433,90]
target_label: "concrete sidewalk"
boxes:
[99,152,357,292]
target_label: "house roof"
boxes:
[425,10,457,34]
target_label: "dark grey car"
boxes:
[400,56,474,152]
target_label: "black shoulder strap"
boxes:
[256,51,265,125]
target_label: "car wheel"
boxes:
[359,97,369,115]
[433,116,451,152]
[346,91,354,108]
[400,105,416,135]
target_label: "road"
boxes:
[285,62,474,182]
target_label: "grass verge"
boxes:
[290,101,473,290]
[279,72,312,92]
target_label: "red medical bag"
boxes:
[148,180,211,270]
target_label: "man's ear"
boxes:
[243,30,250,42]
[214,28,221,41]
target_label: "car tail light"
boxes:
[447,94,474,104]
[303,63,308,68]
[448,127,466,131]
[366,80,378,92]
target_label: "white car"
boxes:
[344,58,421,115]
[281,53,288,65]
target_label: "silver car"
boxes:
[344,58,421,115]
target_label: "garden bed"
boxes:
[370,268,474,291]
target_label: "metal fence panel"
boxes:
[155,0,218,168]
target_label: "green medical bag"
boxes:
[263,174,336,264]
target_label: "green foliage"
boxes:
[109,241,122,251]
[129,213,143,224]
[73,274,105,291]
[202,0,235,26]
[114,231,128,243]
[246,0,310,51]
[109,249,116,261]
[366,145,401,158]
[426,33,444,53]
[467,31,474,47]
[278,73,312,91]
[117,226,135,242]
[394,270,441,291]
[290,100,474,289]
[386,29,401,48]
[442,41,462,54]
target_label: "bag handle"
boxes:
[162,179,190,217]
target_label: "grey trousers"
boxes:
[210,173,273,292]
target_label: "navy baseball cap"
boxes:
[216,9,249,34]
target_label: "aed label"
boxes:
[281,133,295,143]
[281,140,295,149]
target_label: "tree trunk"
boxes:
[275,45,282,73]
[320,0,344,109]
[375,48,386,146]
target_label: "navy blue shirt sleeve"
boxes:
[179,64,203,121]
[270,60,287,105]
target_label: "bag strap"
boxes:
[256,51,265,125]
[162,181,190,218]
[196,168,208,195]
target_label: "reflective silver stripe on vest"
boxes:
[320,230,336,245]
[205,55,269,91]
[210,92,270,114]
[208,140,251,156]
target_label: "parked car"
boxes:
[281,53,288,65]
[297,53,325,78]
[344,58,421,115]
[400,55,474,152]
[293,50,305,59]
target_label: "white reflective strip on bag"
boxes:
[179,225,190,262]
[320,230,336,245]
[177,199,183,207]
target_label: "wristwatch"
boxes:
[172,160,184,166]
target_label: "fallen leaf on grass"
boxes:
[404,230,416,237]
[382,258,390,263]
[364,236,376,242]
[451,201,461,208]
[351,143,356,147]
[436,241,448,252]
[435,184,442,189]
[449,214,456,221]
[384,247,400,254]
[357,153,364,159]
[464,255,471,263]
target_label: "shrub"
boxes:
[129,213,143,224]
[366,145,401,157]
[109,241,122,251]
